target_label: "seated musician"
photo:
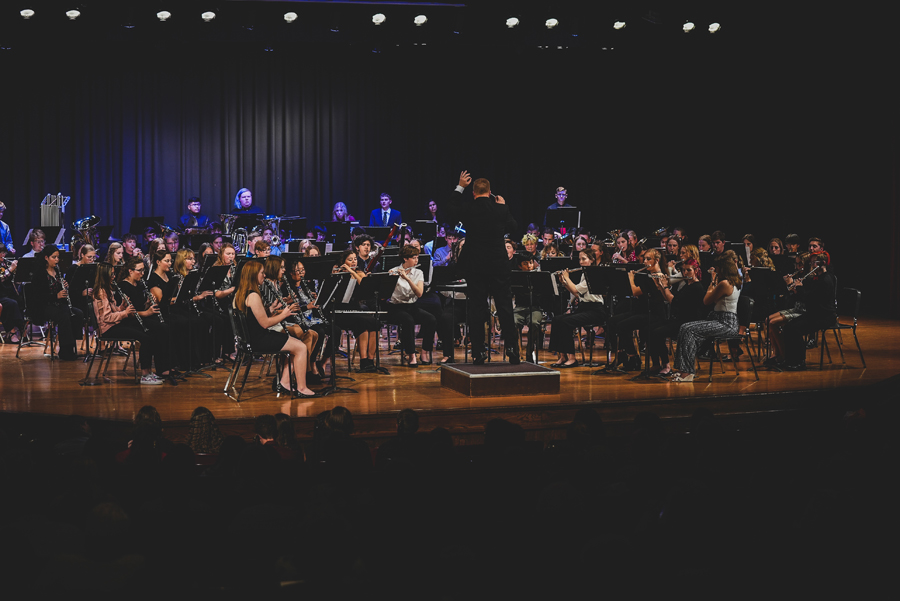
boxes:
[698,235,713,253]
[611,235,637,264]
[213,243,237,316]
[648,259,705,377]
[784,233,801,255]
[589,241,609,265]
[234,261,319,397]
[68,244,97,315]
[668,254,742,383]
[768,238,784,256]
[164,232,180,254]
[541,242,560,260]
[148,249,201,371]
[353,234,378,272]
[122,233,143,260]
[93,261,173,385]
[172,248,225,366]
[0,243,24,343]
[262,256,322,383]
[262,225,282,256]
[233,188,264,214]
[513,252,550,361]
[433,230,459,267]
[521,234,539,258]
[779,252,835,371]
[29,245,84,360]
[333,249,380,373]
[332,201,356,223]
[385,244,436,367]
[764,252,812,369]
[570,234,589,261]
[287,259,330,379]
[21,229,45,258]
[548,248,607,368]
[180,197,210,233]
[600,249,668,373]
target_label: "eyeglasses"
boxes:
[131,267,144,273]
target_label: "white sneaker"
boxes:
[141,375,163,385]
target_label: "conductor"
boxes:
[447,171,519,365]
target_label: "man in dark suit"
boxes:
[369,193,402,227]
[446,171,519,365]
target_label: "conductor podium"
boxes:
[441,362,560,397]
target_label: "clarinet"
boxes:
[217,263,236,315]
[176,270,203,316]
[112,280,148,332]
[267,278,309,333]
[56,268,75,316]
[140,279,165,323]
[288,275,328,325]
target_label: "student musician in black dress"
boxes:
[116,256,177,384]
[93,262,173,385]
[172,248,224,366]
[30,244,84,360]
[148,249,202,370]
[233,261,319,397]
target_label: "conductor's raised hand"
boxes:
[458,171,472,188]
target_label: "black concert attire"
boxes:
[179,212,211,230]
[783,271,837,366]
[647,279,705,368]
[29,269,84,360]
[171,272,227,364]
[445,186,518,358]
[0,262,24,337]
[95,290,170,373]
[232,206,265,215]
[149,272,201,369]
[118,279,174,372]
[548,276,607,356]
[605,274,668,360]
[244,292,289,353]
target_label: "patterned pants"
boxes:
[673,311,738,374]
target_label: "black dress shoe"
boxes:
[274,382,292,395]
[784,362,807,371]
[440,357,456,365]
[472,353,486,366]
[505,347,521,366]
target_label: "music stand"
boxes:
[362,226,392,242]
[588,266,631,374]
[318,272,358,395]
[545,208,581,232]
[348,272,399,374]
[510,270,556,363]
[324,222,353,247]
[279,217,307,244]
[174,269,214,378]
[413,221,438,244]
[628,273,665,381]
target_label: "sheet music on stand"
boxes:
[41,193,70,227]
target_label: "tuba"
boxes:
[72,215,100,247]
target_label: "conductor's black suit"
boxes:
[446,185,518,360]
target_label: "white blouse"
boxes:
[389,267,423,304]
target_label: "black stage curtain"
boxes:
[1,44,895,313]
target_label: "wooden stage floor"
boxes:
[2,318,897,433]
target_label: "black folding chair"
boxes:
[701,296,760,382]
[80,299,140,385]
[224,308,293,402]
[819,288,865,369]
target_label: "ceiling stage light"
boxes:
[613,21,626,30]
[545,19,559,29]
[683,22,695,33]
[284,12,298,23]
[20,9,35,19]
[372,13,386,25]
[506,17,519,29]
[708,23,721,33]
[157,11,171,22]
[201,11,216,22]
[66,10,80,20]
[414,15,427,27]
